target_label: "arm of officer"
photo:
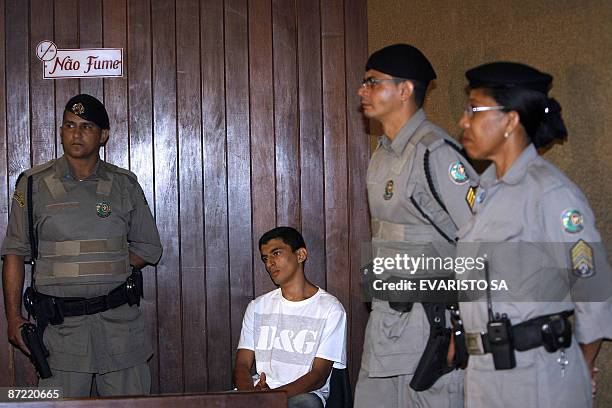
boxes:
[3,254,29,354]
[127,182,162,266]
[429,144,476,229]
[541,185,612,383]
[129,252,148,269]
[2,175,33,354]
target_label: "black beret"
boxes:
[366,44,436,82]
[64,94,110,129]
[465,62,552,94]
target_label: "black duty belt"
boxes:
[37,280,133,318]
[466,310,573,355]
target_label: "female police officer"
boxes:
[456,62,612,407]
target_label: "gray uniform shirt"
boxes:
[363,109,476,377]
[458,144,612,407]
[2,156,162,373]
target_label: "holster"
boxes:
[409,303,454,391]
[21,323,52,379]
[448,303,469,368]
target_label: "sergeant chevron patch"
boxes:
[571,239,594,278]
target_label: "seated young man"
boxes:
[233,227,347,408]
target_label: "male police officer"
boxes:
[354,44,475,407]
[2,94,162,396]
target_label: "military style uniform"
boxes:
[458,145,612,407]
[354,109,475,408]
[2,156,162,396]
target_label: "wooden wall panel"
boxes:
[200,0,231,392]
[53,0,79,156]
[345,0,371,385]
[102,0,129,168]
[322,0,351,315]
[176,0,206,394]
[151,0,182,394]
[78,0,103,100]
[0,0,9,389]
[126,0,159,393]
[1,0,370,393]
[30,0,56,165]
[225,0,253,374]
[248,0,276,298]
[272,0,300,229]
[297,0,325,289]
[5,0,36,387]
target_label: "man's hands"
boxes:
[447,332,456,367]
[7,315,30,355]
[580,339,603,397]
[3,254,29,355]
[254,372,270,391]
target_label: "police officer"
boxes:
[354,44,475,408]
[2,94,162,396]
[457,62,612,407]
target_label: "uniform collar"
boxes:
[480,144,538,188]
[378,109,427,156]
[55,155,104,181]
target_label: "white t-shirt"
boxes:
[237,287,347,405]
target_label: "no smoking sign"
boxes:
[36,40,58,62]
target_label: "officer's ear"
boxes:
[398,80,414,102]
[100,129,110,146]
[296,248,308,264]
[505,111,521,135]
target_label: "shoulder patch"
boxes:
[449,161,469,185]
[561,209,583,234]
[571,239,594,278]
[12,190,25,208]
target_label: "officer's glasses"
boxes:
[361,77,407,89]
[465,105,507,118]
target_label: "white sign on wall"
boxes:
[37,40,123,79]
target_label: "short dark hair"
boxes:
[481,86,567,148]
[258,227,306,252]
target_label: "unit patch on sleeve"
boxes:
[383,180,394,201]
[561,209,584,234]
[571,239,594,278]
[449,161,469,185]
[12,190,25,208]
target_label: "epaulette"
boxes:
[15,159,57,188]
[104,162,138,182]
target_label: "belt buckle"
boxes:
[466,332,485,355]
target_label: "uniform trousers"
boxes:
[38,362,150,397]
[354,365,464,408]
